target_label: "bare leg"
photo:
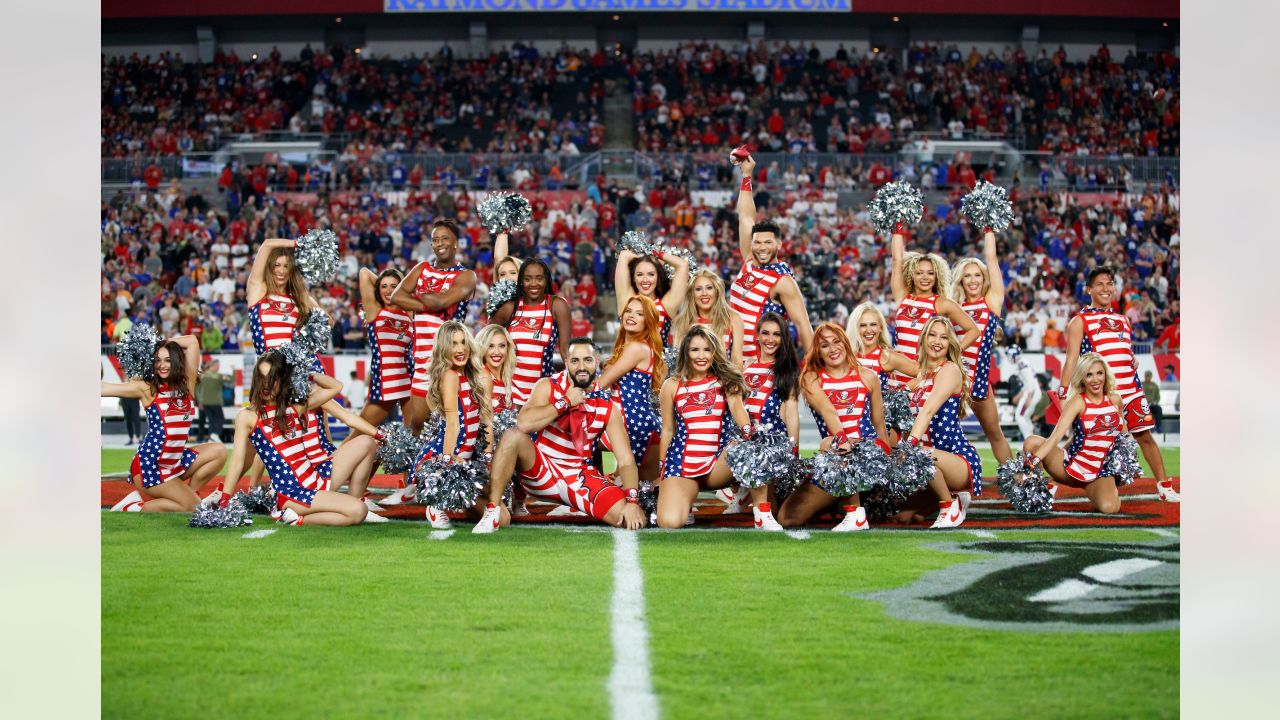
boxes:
[248,454,267,488]
[134,476,200,512]
[655,476,700,528]
[971,396,1012,463]
[181,442,227,494]
[403,396,429,435]
[1023,436,1069,482]
[637,437,662,484]
[1133,430,1168,485]
[485,429,537,527]
[284,490,367,526]
[777,482,837,527]
[330,435,379,497]
[1085,477,1121,514]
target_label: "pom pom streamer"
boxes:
[271,342,318,403]
[995,453,1054,513]
[294,228,339,286]
[725,427,795,489]
[233,485,277,515]
[882,389,915,433]
[662,246,699,281]
[806,449,863,498]
[1099,433,1141,487]
[884,441,936,503]
[484,279,518,317]
[847,439,891,492]
[476,192,533,235]
[377,423,424,474]
[638,480,659,526]
[489,409,520,451]
[291,310,332,355]
[960,180,1014,234]
[414,455,488,512]
[116,323,163,381]
[619,230,652,257]
[188,502,253,529]
[868,181,924,236]
[859,488,899,521]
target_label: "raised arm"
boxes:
[358,268,380,323]
[614,249,637,311]
[905,364,963,442]
[551,295,573,363]
[171,334,202,395]
[981,230,1006,315]
[305,372,343,411]
[734,153,758,264]
[247,238,296,306]
[493,231,510,268]
[773,277,814,352]
[889,233,908,303]
[390,261,429,312]
[1059,316,1084,395]
[659,252,690,315]
[938,298,980,351]
[861,366,888,441]
[729,313,745,368]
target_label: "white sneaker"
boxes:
[684,511,696,526]
[832,506,871,532]
[472,504,502,534]
[362,509,389,523]
[930,498,966,529]
[715,487,736,504]
[958,491,972,516]
[1048,483,1059,498]
[722,485,749,514]
[753,508,784,532]
[379,484,418,506]
[547,504,587,517]
[1157,481,1181,503]
[110,490,144,512]
[425,506,453,529]
[363,497,384,514]
[279,508,303,525]
[200,489,223,508]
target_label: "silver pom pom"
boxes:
[995,453,1054,513]
[805,449,863,497]
[882,389,915,433]
[638,480,659,526]
[484,278,519,317]
[847,438,891,491]
[662,346,678,375]
[232,485,277,515]
[859,488,899,521]
[291,310,331,355]
[619,230,652,257]
[188,502,253,528]
[414,455,488,512]
[477,192,533,235]
[884,441,936,503]
[377,422,424,474]
[269,342,318,403]
[503,193,533,234]
[116,323,163,381]
[867,180,924,236]
[294,228,339,286]
[960,180,1014,233]
[1099,433,1142,487]
[662,246,699,281]
[725,427,796,489]
[490,409,520,451]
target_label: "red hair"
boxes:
[801,322,855,384]
[609,295,667,392]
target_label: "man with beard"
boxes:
[473,338,646,533]
[728,151,814,359]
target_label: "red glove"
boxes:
[731,144,752,162]
[374,429,388,445]
[906,435,922,447]
[217,490,233,509]
[1056,386,1068,400]
[893,221,908,235]
[740,424,754,440]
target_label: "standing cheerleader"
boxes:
[596,296,668,485]
[847,302,920,391]
[778,323,887,531]
[487,258,571,407]
[889,233,979,388]
[655,327,752,529]
[949,228,1013,463]
[671,269,745,367]
[1022,352,1126,514]
[357,267,414,425]
[103,333,227,512]
[409,321,493,529]
[903,317,982,529]
[738,312,801,530]
[614,243,690,348]
[392,219,478,432]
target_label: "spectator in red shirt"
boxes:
[1154,320,1179,352]
[143,162,163,190]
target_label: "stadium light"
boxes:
[613,15,620,21]
[355,48,362,55]
[336,16,343,23]
[892,16,899,22]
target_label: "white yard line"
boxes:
[968,530,998,539]
[241,529,277,539]
[607,530,660,720]
[428,530,455,541]
[784,530,811,540]
[1147,527,1180,538]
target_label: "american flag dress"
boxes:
[1064,395,1123,484]
[729,261,794,360]
[250,405,327,508]
[652,298,673,349]
[856,347,895,391]
[366,306,414,402]
[410,263,470,397]
[248,292,333,453]
[414,370,482,464]
[694,316,734,358]
[487,371,512,414]
[743,360,784,433]
[663,376,734,479]
[608,348,661,463]
[809,368,875,441]
[507,298,557,407]
[955,296,998,400]
[890,293,939,388]
[1076,306,1154,433]
[130,383,197,488]
[909,362,983,495]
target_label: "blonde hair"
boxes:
[475,324,515,409]
[426,321,492,430]
[672,269,733,350]
[496,256,523,280]
[1064,352,1119,405]
[673,326,749,397]
[846,302,892,354]
[915,316,970,419]
[902,251,952,297]
[949,257,991,302]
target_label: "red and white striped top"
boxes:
[508,298,556,406]
[412,263,467,369]
[251,293,299,352]
[451,371,482,460]
[956,296,992,378]
[367,306,414,401]
[817,368,870,440]
[257,405,327,492]
[142,383,194,476]
[487,370,512,414]
[729,262,789,359]
[742,360,775,424]
[299,408,332,472]
[891,294,938,387]
[1077,308,1140,400]
[534,372,614,472]
[669,376,728,477]
[1066,395,1123,483]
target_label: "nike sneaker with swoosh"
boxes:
[930,498,966,529]
[832,505,870,532]
[426,506,453,529]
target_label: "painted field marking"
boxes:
[428,530,455,541]
[241,529,277,539]
[969,530,998,539]
[1028,558,1164,602]
[509,523,1180,535]
[784,530,811,540]
[1147,528,1179,538]
[607,529,660,720]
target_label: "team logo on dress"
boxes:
[1100,317,1126,334]
[911,386,929,408]
[423,276,447,293]
[745,373,766,392]
[514,316,542,332]
[828,389,858,408]
[901,305,926,323]
[386,319,409,334]
[1096,411,1120,429]
[681,390,718,415]
[1139,399,1152,416]
[740,275,757,291]
[272,300,292,313]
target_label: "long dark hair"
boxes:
[248,352,296,436]
[756,312,798,402]
[373,268,404,309]
[516,257,555,302]
[147,341,191,401]
[628,254,671,300]
[263,245,312,312]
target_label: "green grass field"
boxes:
[102,516,1179,719]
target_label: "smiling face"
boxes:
[756,319,783,360]
[1087,272,1115,308]
[751,230,778,265]
[270,254,292,290]
[818,328,847,370]
[432,226,458,266]
[857,310,882,349]
[912,260,937,294]
[521,263,547,302]
[378,275,398,306]
[622,298,646,335]
[1083,360,1108,398]
[565,343,598,389]
[446,329,469,369]
[485,334,508,370]
[686,335,713,375]
[497,258,520,283]
[923,322,949,362]
[632,260,659,298]
[692,276,717,312]
[153,348,172,381]
[960,261,986,299]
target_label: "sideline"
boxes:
[607,529,660,720]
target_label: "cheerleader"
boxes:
[613,243,690,347]
[487,258,571,407]
[392,219,478,433]
[671,269,745,367]
[211,353,375,526]
[492,231,522,284]
[1022,352,1125,514]
[847,302,920,391]
[103,334,226,512]
[949,228,1013,463]
[777,323,887,531]
[902,317,982,529]
[596,295,667,484]
[408,321,493,529]
[356,267,413,426]
[655,326,752,529]
[476,324,516,414]
[888,233,979,388]
[737,312,801,530]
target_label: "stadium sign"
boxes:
[858,539,1179,633]
[386,0,849,11]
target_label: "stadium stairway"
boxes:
[603,79,635,150]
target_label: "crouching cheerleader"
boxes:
[777,323,888,532]
[104,328,227,512]
[654,326,753,529]
[734,313,802,530]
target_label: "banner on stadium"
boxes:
[385,0,849,11]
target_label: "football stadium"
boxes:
[100,1,1180,717]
